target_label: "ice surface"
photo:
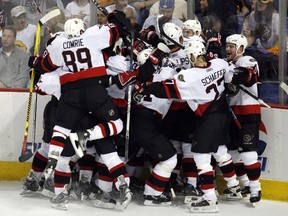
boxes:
[0,181,287,216]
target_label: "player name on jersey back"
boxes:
[63,38,84,49]
[201,68,226,86]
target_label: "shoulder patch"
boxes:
[177,74,185,82]
[249,58,256,62]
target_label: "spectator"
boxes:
[105,0,135,13]
[0,0,14,30]
[123,6,142,35]
[0,25,30,88]
[98,0,114,7]
[10,5,37,54]
[131,0,158,27]
[11,0,59,25]
[243,0,279,53]
[149,0,188,21]
[65,0,90,27]
[142,0,183,35]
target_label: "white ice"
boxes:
[0,181,287,216]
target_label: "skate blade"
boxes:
[224,194,243,201]
[91,200,116,209]
[190,206,219,213]
[121,192,133,209]
[51,203,68,210]
[184,196,201,204]
[41,188,55,198]
[20,189,43,196]
[143,200,172,206]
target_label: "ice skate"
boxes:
[92,191,117,209]
[250,190,261,207]
[183,183,204,204]
[69,130,90,157]
[73,180,92,201]
[241,186,251,196]
[20,171,42,195]
[50,184,69,210]
[190,197,219,213]
[118,175,133,209]
[41,176,55,197]
[144,193,172,206]
[223,185,243,200]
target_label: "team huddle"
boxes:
[20,9,262,214]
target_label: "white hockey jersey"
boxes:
[225,55,261,115]
[40,23,120,91]
[147,58,229,116]
[138,66,177,118]
[35,55,129,101]
[162,48,191,70]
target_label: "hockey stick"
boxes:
[238,85,271,109]
[91,0,109,15]
[125,31,135,163]
[19,9,61,163]
[32,0,54,36]
[280,81,288,95]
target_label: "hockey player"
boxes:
[131,46,178,206]
[225,34,262,204]
[182,19,205,46]
[133,41,240,213]
[28,14,136,209]
[158,22,202,201]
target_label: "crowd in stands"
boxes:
[0,0,284,90]
[0,0,283,213]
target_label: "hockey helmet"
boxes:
[137,48,153,66]
[226,34,248,55]
[64,18,85,38]
[161,22,183,46]
[184,40,206,64]
[182,20,202,36]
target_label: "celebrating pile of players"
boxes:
[19,3,263,214]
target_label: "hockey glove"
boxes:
[107,10,134,36]
[112,70,138,89]
[133,39,147,56]
[225,83,240,97]
[232,66,258,87]
[28,55,41,68]
[138,25,160,46]
[149,42,170,65]
[205,29,222,58]
[132,82,145,103]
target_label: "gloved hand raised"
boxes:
[107,10,134,36]
[138,25,161,47]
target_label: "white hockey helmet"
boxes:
[184,40,206,64]
[161,22,183,46]
[182,20,202,36]
[64,18,85,38]
[226,34,248,55]
[137,48,153,66]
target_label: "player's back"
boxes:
[48,25,113,73]
[45,24,118,91]
[174,58,229,114]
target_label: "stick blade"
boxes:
[19,152,34,162]
[40,8,61,25]
[280,81,288,95]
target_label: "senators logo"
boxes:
[177,74,185,82]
